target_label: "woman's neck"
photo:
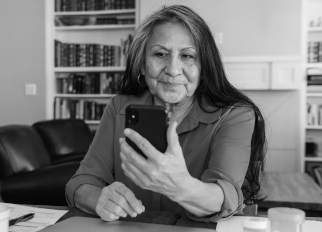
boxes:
[153,96,194,125]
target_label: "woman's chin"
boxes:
[158,93,184,104]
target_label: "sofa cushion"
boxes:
[0,125,51,178]
[1,161,80,206]
[33,119,92,158]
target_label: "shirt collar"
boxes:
[178,97,222,134]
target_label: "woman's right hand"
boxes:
[95,181,145,221]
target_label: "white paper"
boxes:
[216,216,322,232]
[0,203,68,232]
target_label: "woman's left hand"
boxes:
[119,121,192,201]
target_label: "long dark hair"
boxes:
[120,5,267,203]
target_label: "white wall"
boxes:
[139,0,303,172]
[0,0,46,126]
[139,0,302,56]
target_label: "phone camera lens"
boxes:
[128,109,138,124]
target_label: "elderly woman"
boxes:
[66,5,266,223]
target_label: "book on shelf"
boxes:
[306,102,322,126]
[55,41,122,68]
[56,72,123,94]
[95,16,135,26]
[305,162,322,184]
[54,98,109,121]
[307,68,322,86]
[55,35,132,68]
[55,15,135,27]
[55,0,135,12]
[307,41,322,63]
[306,141,318,157]
[313,166,322,187]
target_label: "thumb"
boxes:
[166,121,181,155]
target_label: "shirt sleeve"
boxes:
[65,99,117,207]
[188,106,255,222]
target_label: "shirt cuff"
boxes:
[185,173,245,223]
[65,174,107,207]
[185,203,245,223]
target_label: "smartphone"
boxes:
[125,105,169,159]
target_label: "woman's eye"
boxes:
[181,54,194,60]
[154,52,168,58]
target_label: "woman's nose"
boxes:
[164,56,183,77]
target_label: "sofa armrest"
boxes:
[1,162,80,206]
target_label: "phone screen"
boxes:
[125,105,168,158]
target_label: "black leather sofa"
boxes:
[0,119,92,206]
[33,119,93,164]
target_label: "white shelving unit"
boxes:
[55,24,136,31]
[45,0,139,128]
[304,0,322,176]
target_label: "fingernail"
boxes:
[137,207,143,214]
[124,128,131,135]
[131,212,137,217]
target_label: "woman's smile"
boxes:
[160,81,184,91]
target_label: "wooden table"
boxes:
[258,172,322,214]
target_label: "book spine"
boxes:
[54,98,61,119]
[319,42,322,63]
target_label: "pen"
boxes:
[9,213,35,226]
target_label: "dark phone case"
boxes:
[125,105,168,159]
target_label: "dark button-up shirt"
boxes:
[66,91,255,222]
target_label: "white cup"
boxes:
[0,205,10,232]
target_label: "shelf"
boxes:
[308,27,322,32]
[306,125,322,129]
[306,63,322,68]
[305,157,322,162]
[307,92,322,97]
[55,94,115,98]
[54,67,126,72]
[55,24,135,31]
[54,9,136,16]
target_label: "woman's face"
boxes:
[142,22,201,105]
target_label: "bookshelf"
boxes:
[45,0,139,129]
[304,0,322,184]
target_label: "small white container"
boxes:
[243,217,268,232]
[268,207,305,232]
[0,205,10,232]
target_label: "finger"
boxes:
[96,204,120,221]
[108,193,138,218]
[138,200,145,213]
[166,121,181,154]
[103,200,128,218]
[116,184,145,214]
[119,138,148,170]
[123,129,159,160]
